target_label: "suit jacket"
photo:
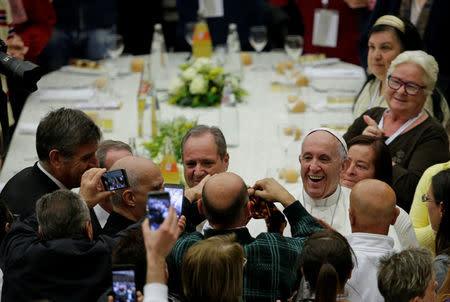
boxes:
[0,162,59,219]
[100,211,135,237]
[0,215,140,302]
[167,201,322,302]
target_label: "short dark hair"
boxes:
[0,200,13,243]
[299,229,354,302]
[347,135,392,186]
[96,140,132,168]
[36,190,90,240]
[112,229,146,292]
[431,169,450,255]
[36,108,101,162]
[202,181,248,227]
[378,248,433,302]
[181,125,227,160]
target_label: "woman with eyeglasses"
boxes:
[344,50,450,212]
[353,15,449,126]
[423,169,450,291]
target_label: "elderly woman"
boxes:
[344,50,450,212]
[353,15,449,126]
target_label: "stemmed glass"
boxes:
[284,35,304,64]
[249,26,268,70]
[185,22,196,60]
[106,34,125,60]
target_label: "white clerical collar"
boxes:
[303,185,341,207]
[37,161,67,190]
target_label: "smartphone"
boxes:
[112,265,136,302]
[101,169,130,191]
[163,183,184,217]
[147,191,171,230]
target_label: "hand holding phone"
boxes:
[147,191,171,231]
[112,265,136,302]
[163,183,184,216]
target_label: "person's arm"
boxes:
[79,168,114,209]
[392,130,449,211]
[343,111,369,142]
[253,178,322,237]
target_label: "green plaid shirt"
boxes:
[167,201,323,301]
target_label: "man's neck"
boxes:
[38,161,68,189]
[351,225,389,236]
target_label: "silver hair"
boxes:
[387,50,438,96]
[96,140,133,169]
[377,247,433,302]
[36,190,90,240]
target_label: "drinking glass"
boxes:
[249,26,268,70]
[284,35,304,63]
[105,34,125,60]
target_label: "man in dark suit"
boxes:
[0,107,110,220]
[0,189,134,301]
[101,156,164,237]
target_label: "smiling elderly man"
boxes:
[295,128,352,234]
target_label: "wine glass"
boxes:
[185,22,196,47]
[105,34,125,60]
[284,35,304,63]
[249,26,268,70]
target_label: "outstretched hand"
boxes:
[184,174,212,203]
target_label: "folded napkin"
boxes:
[36,88,94,101]
[304,67,365,78]
[75,101,122,110]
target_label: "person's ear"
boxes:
[48,149,64,168]
[86,221,93,241]
[347,263,354,281]
[223,153,230,170]
[391,207,400,225]
[38,225,44,239]
[122,189,135,207]
[198,199,204,215]
[5,222,10,233]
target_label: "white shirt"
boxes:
[346,233,394,302]
[143,283,168,302]
[93,204,110,228]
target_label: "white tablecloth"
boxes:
[0,52,366,236]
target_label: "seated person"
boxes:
[341,135,418,250]
[410,160,450,256]
[423,169,450,291]
[353,15,449,126]
[294,229,354,301]
[167,172,322,301]
[378,247,438,302]
[182,234,245,302]
[344,50,450,211]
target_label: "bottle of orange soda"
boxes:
[161,138,180,184]
[192,11,212,58]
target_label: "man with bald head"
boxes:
[296,128,351,234]
[167,172,322,301]
[100,156,164,237]
[346,179,400,302]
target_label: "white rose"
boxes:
[189,75,208,94]
[193,57,213,71]
[182,67,197,81]
[168,77,184,95]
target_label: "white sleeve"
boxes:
[394,206,419,249]
[143,283,168,302]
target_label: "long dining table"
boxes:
[0,52,366,236]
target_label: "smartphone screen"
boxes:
[163,183,184,217]
[101,169,130,191]
[147,192,170,230]
[112,267,136,302]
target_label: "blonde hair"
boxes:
[182,234,244,302]
[387,50,439,96]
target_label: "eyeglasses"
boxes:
[387,75,426,96]
[422,193,430,202]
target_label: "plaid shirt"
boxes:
[167,201,323,302]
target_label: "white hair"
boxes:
[387,50,438,96]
